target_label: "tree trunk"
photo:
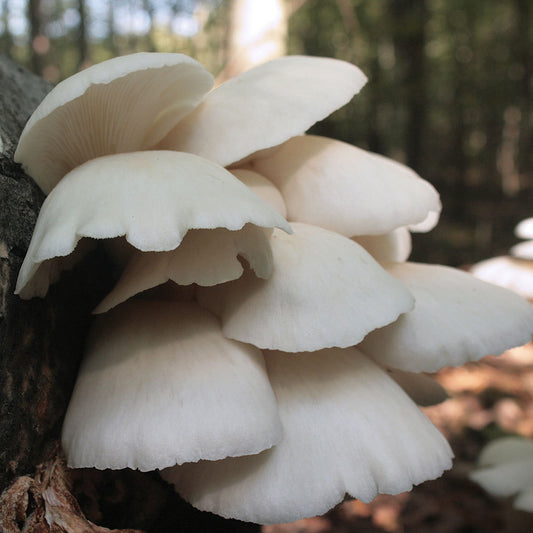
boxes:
[0,55,260,533]
[28,0,45,75]
[513,0,532,183]
[392,0,428,172]
[77,0,90,69]
[106,0,119,57]
[219,0,288,81]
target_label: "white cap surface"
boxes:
[162,348,452,524]
[198,222,414,352]
[353,227,412,263]
[360,262,533,372]
[510,240,533,260]
[62,300,282,471]
[15,53,214,192]
[230,169,287,217]
[250,135,441,236]
[94,226,274,313]
[158,56,367,166]
[515,218,533,239]
[16,151,290,298]
[471,436,533,511]
[470,256,533,299]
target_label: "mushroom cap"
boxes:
[353,227,412,263]
[15,52,214,193]
[359,262,533,373]
[158,55,367,167]
[470,256,533,299]
[94,225,274,314]
[510,239,533,260]
[16,150,291,298]
[408,210,440,233]
[197,222,414,352]
[250,135,441,237]
[162,348,452,524]
[477,436,533,467]
[230,168,287,218]
[470,436,533,511]
[515,217,533,239]
[471,461,533,499]
[62,300,282,471]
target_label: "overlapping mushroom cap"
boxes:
[15,52,533,526]
[15,150,290,299]
[15,53,215,193]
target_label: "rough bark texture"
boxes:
[0,55,260,532]
[0,54,85,491]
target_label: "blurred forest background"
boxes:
[1,0,532,267]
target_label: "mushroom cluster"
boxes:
[15,52,533,525]
[471,436,533,512]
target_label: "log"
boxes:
[0,55,260,533]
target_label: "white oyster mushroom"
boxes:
[162,348,452,524]
[198,222,414,352]
[510,240,533,260]
[248,135,441,237]
[408,209,440,233]
[62,300,282,471]
[94,225,274,314]
[515,218,533,240]
[16,51,533,527]
[470,256,533,299]
[230,168,287,217]
[359,262,533,373]
[471,436,533,512]
[16,150,291,299]
[158,55,367,167]
[353,227,412,263]
[15,53,214,193]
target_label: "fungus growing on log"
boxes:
[14,52,533,526]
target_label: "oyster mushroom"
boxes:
[359,262,533,372]
[197,222,414,352]
[471,436,533,512]
[12,51,533,528]
[93,225,275,314]
[162,348,453,524]
[16,150,290,299]
[15,52,214,193]
[247,135,441,237]
[62,300,282,471]
[157,55,367,167]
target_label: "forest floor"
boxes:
[264,343,533,533]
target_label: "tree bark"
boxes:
[0,55,260,533]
